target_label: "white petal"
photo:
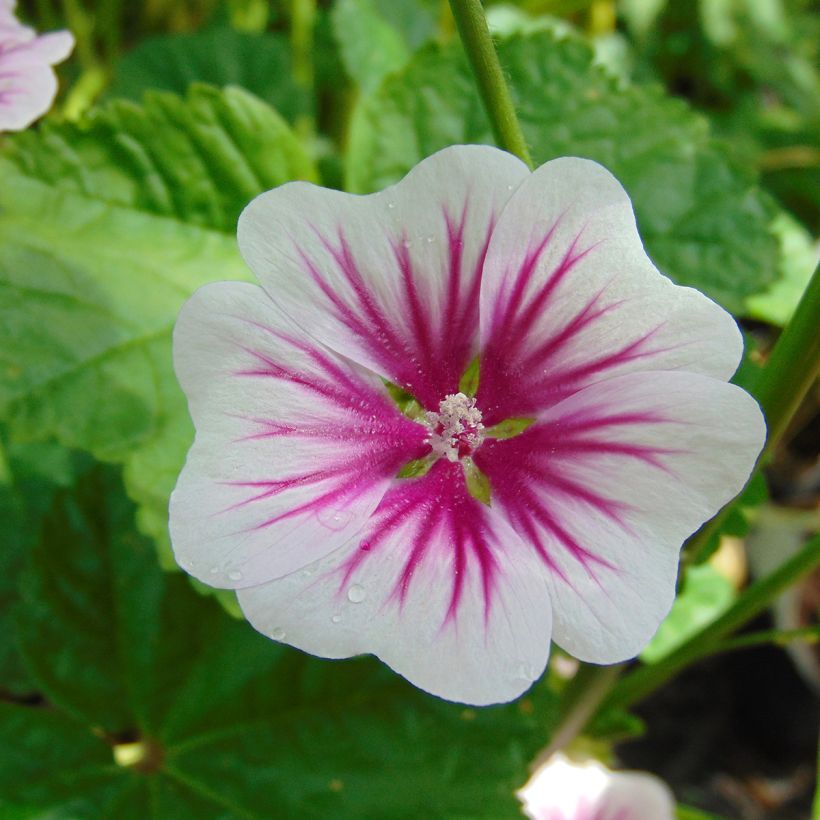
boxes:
[518,754,675,820]
[237,460,553,706]
[238,145,529,410]
[170,282,428,588]
[0,28,73,132]
[478,157,744,423]
[476,370,765,662]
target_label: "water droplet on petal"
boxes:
[347,584,366,603]
[271,627,285,640]
[426,235,435,244]
[387,201,396,209]
[208,566,219,575]
[317,508,354,532]
[331,614,342,624]
[228,570,243,582]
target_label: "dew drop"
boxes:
[402,239,412,249]
[387,201,396,209]
[271,627,286,640]
[426,235,435,244]
[331,614,342,624]
[228,570,243,582]
[347,583,366,603]
[208,566,219,575]
[317,508,353,532]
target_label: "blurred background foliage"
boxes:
[1,0,817,816]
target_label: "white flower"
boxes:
[518,754,676,820]
[170,146,765,705]
[0,0,73,132]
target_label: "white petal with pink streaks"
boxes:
[238,460,554,706]
[476,370,764,662]
[238,145,529,410]
[478,157,744,424]
[0,6,73,132]
[170,281,428,589]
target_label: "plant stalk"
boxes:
[448,0,533,167]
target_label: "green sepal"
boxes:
[463,457,491,506]
[485,417,535,439]
[397,457,435,479]
[458,356,481,397]
[384,382,426,420]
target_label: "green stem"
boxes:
[600,533,820,713]
[752,262,820,461]
[685,263,820,564]
[290,0,316,142]
[531,662,624,769]
[448,0,533,167]
[712,624,820,655]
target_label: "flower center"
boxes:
[425,392,485,462]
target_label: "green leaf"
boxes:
[746,210,817,326]
[0,438,88,695]
[109,28,309,124]
[346,31,779,313]
[0,85,315,561]
[331,0,411,93]
[0,702,131,816]
[640,564,736,664]
[11,468,558,817]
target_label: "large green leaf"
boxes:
[0,439,88,695]
[0,84,315,560]
[347,30,779,313]
[7,469,557,818]
[109,28,309,124]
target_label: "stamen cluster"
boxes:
[424,392,485,462]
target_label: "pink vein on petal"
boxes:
[476,406,684,585]
[337,460,503,628]
[218,320,429,535]
[288,207,490,408]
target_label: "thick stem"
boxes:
[752,262,820,460]
[448,0,533,167]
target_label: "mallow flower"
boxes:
[170,146,765,705]
[0,0,73,132]
[517,754,675,819]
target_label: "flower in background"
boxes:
[0,0,73,132]
[517,754,675,820]
[170,145,765,705]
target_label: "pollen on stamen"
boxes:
[425,392,485,462]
